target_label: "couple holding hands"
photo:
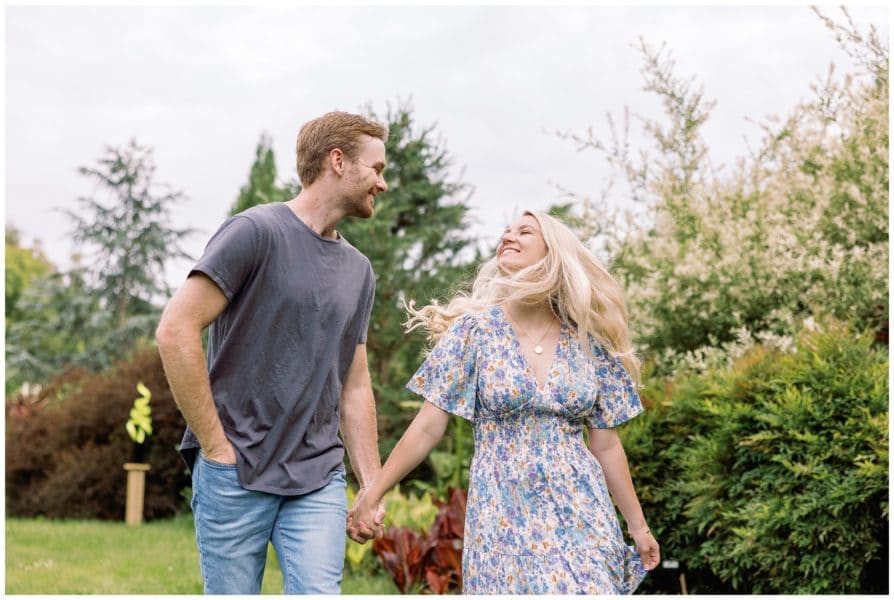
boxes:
[157,111,658,595]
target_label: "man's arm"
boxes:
[339,343,384,542]
[339,343,381,487]
[155,273,235,464]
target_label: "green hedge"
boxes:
[6,346,191,520]
[623,322,888,594]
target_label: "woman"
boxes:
[349,210,659,594]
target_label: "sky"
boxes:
[4,3,890,288]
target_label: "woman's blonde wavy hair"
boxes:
[405,210,641,385]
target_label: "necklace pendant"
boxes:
[534,345,543,355]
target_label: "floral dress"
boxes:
[406,306,647,595]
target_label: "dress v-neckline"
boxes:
[497,305,563,394]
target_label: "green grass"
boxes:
[5,515,397,594]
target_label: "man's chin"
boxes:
[349,204,375,219]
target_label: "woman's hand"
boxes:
[631,529,660,570]
[346,487,385,544]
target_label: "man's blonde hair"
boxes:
[405,210,642,385]
[296,112,388,186]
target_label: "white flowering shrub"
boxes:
[561,9,887,373]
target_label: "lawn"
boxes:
[5,514,398,594]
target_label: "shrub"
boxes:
[623,321,888,593]
[6,345,191,520]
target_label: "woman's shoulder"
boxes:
[446,306,501,336]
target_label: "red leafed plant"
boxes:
[372,527,430,593]
[373,487,467,594]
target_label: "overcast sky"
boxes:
[4,3,889,287]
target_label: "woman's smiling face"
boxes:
[496,214,548,272]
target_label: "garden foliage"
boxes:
[344,484,440,574]
[560,9,887,374]
[6,347,190,520]
[6,141,194,391]
[372,487,466,594]
[623,322,888,594]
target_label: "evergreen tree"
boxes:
[7,140,197,392]
[229,133,294,216]
[62,139,195,328]
[5,262,102,392]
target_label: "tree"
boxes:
[229,133,295,216]
[5,225,53,323]
[5,262,104,392]
[62,139,195,328]
[7,141,196,392]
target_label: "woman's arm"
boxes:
[588,427,660,569]
[348,401,451,541]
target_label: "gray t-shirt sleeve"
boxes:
[357,267,376,344]
[189,215,259,300]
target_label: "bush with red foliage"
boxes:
[6,345,191,520]
[373,487,466,594]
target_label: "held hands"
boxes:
[630,528,660,571]
[346,487,386,544]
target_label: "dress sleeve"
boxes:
[405,314,479,421]
[585,341,644,429]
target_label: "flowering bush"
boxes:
[561,9,887,373]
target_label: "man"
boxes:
[156,111,388,594]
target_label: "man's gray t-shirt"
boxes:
[178,202,376,495]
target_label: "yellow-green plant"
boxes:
[382,485,439,533]
[125,382,153,444]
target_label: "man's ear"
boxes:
[329,148,345,176]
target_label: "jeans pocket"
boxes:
[198,451,238,470]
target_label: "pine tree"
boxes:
[229,133,294,216]
[63,139,195,328]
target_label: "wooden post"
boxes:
[123,462,151,526]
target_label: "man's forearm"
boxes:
[339,386,381,488]
[157,328,229,456]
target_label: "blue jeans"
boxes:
[190,453,347,594]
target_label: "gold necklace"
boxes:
[507,309,556,355]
